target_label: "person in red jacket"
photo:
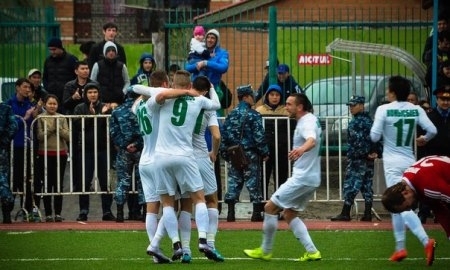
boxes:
[382,155,450,242]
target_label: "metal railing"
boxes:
[8,114,386,207]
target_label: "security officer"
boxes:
[330,96,381,222]
[0,103,18,224]
[109,91,144,222]
[220,85,269,222]
[416,85,450,223]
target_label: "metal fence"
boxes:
[9,114,382,209]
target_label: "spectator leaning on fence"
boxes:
[220,85,269,223]
[7,78,38,218]
[73,83,115,222]
[35,94,70,222]
[0,102,18,224]
[255,84,292,200]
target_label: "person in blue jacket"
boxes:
[185,28,229,109]
[186,28,230,212]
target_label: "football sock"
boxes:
[392,213,406,251]
[290,217,318,253]
[262,213,278,253]
[162,206,180,243]
[179,211,192,253]
[207,208,219,249]
[145,212,158,242]
[194,203,209,239]
[402,210,429,246]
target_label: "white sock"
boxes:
[194,203,209,239]
[162,206,180,243]
[261,213,278,253]
[392,213,406,251]
[207,208,219,249]
[145,213,158,243]
[151,216,166,249]
[402,210,429,246]
[290,217,317,253]
[179,211,192,254]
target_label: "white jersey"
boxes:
[370,101,437,163]
[192,110,218,158]
[149,89,220,157]
[291,113,322,187]
[131,88,163,164]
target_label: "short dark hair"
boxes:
[103,22,118,31]
[388,76,411,101]
[15,78,31,87]
[290,93,313,112]
[192,76,211,92]
[75,60,89,70]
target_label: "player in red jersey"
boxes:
[382,155,450,240]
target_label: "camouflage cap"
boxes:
[346,95,365,106]
[237,84,253,97]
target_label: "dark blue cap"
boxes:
[346,95,365,106]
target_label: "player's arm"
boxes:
[155,89,200,104]
[370,109,384,142]
[416,107,437,144]
[209,124,220,163]
[202,85,221,110]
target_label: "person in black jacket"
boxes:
[255,64,303,104]
[73,83,115,222]
[43,37,78,112]
[90,41,130,108]
[417,86,450,224]
[88,22,127,71]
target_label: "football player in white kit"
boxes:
[191,103,224,261]
[244,93,323,262]
[148,71,222,261]
[370,75,437,266]
[130,71,199,263]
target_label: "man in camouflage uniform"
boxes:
[0,103,18,223]
[220,85,269,222]
[331,96,381,222]
[109,91,144,222]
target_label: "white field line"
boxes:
[1,257,450,262]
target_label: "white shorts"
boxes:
[139,162,160,203]
[270,176,317,211]
[153,153,204,196]
[383,157,415,187]
[196,156,217,196]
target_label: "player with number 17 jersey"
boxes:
[370,101,436,186]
